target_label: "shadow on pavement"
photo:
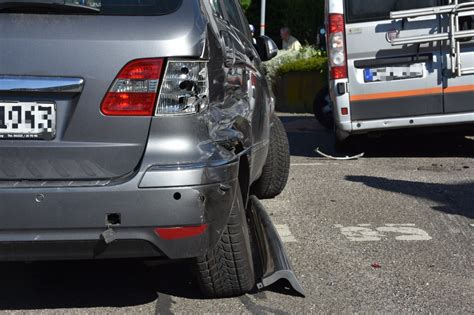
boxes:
[0,258,291,311]
[279,115,474,158]
[0,259,201,311]
[346,175,474,219]
[280,115,333,158]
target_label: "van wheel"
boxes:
[334,131,363,154]
[194,185,255,298]
[313,86,334,130]
[253,115,290,199]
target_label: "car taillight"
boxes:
[156,60,209,115]
[101,58,164,116]
[102,59,209,116]
[328,14,348,80]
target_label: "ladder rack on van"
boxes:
[389,0,474,77]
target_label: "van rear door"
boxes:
[344,0,444,121]
[442,1,474,114]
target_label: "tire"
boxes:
[194,185,255,298]
[334,130,363,154]
[313,86,334,130]
[253,115,290,199]
[334,135,353,154]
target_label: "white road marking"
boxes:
[376,225,432,241]
[275,224,297,243]
[291,163,325,167]
[335,225,384,242]
[335,224,432,242]
[291,162,355,167]
[470,224,474,228]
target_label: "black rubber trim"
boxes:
[354,54,432,69]
[0,240,164,261]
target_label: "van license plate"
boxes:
[0,102,56,140]
[364,64,424,82]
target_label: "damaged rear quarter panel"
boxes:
[142,0,272,186]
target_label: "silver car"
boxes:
[0,0,289,298]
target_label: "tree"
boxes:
[240,0,252,11]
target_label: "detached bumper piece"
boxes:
[248,196,305,297]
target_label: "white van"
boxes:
[326,0,474,149]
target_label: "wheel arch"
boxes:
[236,145,251,208]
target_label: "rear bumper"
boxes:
[337,112,474,135]
[0,161,239,261]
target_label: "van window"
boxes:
[345,0,439,23]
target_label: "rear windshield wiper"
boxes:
[0,1,100,14]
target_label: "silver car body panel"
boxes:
[0,0,273,260]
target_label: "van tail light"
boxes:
[328,14,348,80]
[101,58,164,116]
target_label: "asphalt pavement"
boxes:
[0,114,472,314]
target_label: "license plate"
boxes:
[364,64,424,82]
[0,102,56,140]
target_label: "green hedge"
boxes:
[264,46,327,83]
[277,56,327,77]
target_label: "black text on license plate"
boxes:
[0,102,56,140]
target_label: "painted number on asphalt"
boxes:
[335,224,432,242]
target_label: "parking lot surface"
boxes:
[0,114,472,314]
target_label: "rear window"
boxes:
[345,0,439,23]
[72,0,182,15]
[1,0,183,16]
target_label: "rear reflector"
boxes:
[155,224,208,240]
[341,107,349,116]
[101,58,164,116]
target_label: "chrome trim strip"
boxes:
[0,76,84,93]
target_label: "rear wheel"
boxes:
[334,129,364,154]
[253,115,290,199]
[313,86,334,130]
[194,185,255,298]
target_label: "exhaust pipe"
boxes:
[248,196,305,297]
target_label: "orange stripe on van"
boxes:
[350,87,442,102]
[444,84,474,94]
[350,84,474,102]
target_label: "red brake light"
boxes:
[101,58,164,116]
[328,14,348,80]
[117,59,163,80]
[329,14,344,33]
[331,67,348,81]
[155,225,208,240]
